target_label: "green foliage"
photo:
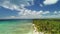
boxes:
[33,19,60,34]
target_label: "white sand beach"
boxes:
[32,24,44,34]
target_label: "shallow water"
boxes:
[0,19,33,34]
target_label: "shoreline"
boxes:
[32,24,44,34]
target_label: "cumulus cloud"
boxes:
[10,16,16,18]
[58,11,60,13]
[18,9,50,19]
[43,0,59,5]
[0,0,59,19]
[0,1,20,10]
[40,4,43,7]
[1,16,17,19]
[2,10,60,19]
[42,11,50,14]
[18,9,50,15]
[0,0,34,10]
[54,11,58,14]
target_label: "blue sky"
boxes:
[0,0,60,19]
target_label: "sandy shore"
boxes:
[32,24,44,34]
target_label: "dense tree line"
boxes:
[33,19,60,34]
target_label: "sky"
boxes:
[0,0,60,19]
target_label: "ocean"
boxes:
[0,19,33,34]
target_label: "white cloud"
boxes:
[1,1,20,10]
[42,11,50,14]
[58,11,60,13]
[43,0,59,5]
[0,0,35,19]
[2,10,60,19]
[40,4,43,7]
[0,0,60,19]
[18,9,50,19]
[3,16,17,19]
[18,9,50,15]
[54,11,58,14]
[0,0,44,19]
[0,0,34,10]
[10,16,16,18]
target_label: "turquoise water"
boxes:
[0,19,33,34]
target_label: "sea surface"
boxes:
[0,19,33,34]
